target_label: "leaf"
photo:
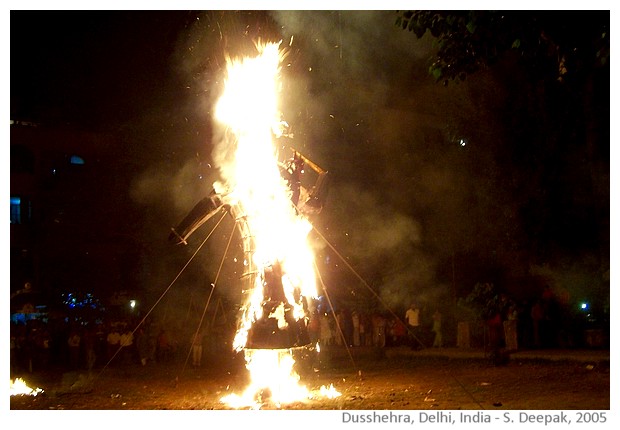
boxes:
[430,66,443,81]
[413,23,426,38]
[511,38,521,49]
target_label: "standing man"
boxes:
[67,328,81,369]
[83,328,97,373]
[136,327,150,366]
[119,327,134,365]
[405,303,421,350]
[432,309,443,347]
[191,328,205,367]
[319,313,333,347]
[106,324,121,362]
[351,310,361,347]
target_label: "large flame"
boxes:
[213,41,336,407]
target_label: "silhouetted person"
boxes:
[83,328,97,373]
[157,329,172,363]
[372,313,386,347]
[531,300,544,348]
[432,309,443,347]
[106,325,121,362]
[67,329,81,369]
[191,329,205,367]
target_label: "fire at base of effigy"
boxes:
[221,347,340,409]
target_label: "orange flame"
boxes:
[213,41,336,407]
[10,378,43,396]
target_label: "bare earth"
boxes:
[9,346,609,411]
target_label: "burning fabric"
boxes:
[10,378,43,397]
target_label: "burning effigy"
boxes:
[169,41,338,408]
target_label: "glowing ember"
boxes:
[10,378,43,396]
[211,40,338,407]
[318,383,341,399]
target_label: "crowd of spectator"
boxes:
[9,317,219,375]
[11,285,605,377]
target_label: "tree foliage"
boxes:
[395,10,609,86]
[459,282,501,321]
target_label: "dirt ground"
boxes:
[9,346,610,411]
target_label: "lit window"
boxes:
[70,155,85,165]
[10,197,31,224]
[10,197,21,224]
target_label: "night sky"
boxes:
[10,10,611,321]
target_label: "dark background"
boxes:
[9,10,610,339]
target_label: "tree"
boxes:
[397,10,610,267]
[395,11,609,87]
[459,282,501,321]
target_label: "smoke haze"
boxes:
[126,10,607,322]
